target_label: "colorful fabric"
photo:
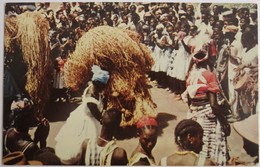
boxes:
[136,116,158,129]
[186,69,219,98]
[85,139,118,165]
[187,104,229,165]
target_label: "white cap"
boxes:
[222,10,233,17]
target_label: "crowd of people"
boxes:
[3,1,258,166]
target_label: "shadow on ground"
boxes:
[45,101,79,122]
[157,112,176,136]
[44,100,176,139]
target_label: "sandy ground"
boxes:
[29,83,257,165]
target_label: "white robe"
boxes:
[55,85,103,164]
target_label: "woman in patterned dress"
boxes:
[185,51,229,165]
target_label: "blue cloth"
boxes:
[91,65,109,84]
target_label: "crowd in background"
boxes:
[5,2,258,121]
[3,2,258,166]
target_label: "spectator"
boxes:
[186,51,230,165]
[235,31,258,117]
[33,147,61,165]
[159,119,215,165]
[46,9,57,30]
[233,114,258,165]
[117,14,129,29]
[129,116,158,165]
[112,14,120,27]
[3,94,50,160]
[128,12,143,35]
[3,151,42,165]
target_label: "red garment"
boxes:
[136,116,158,129]
[209,40,217,57]
[186,70,220,97]
[56,57,67,72]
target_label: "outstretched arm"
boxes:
[181,40,191,54]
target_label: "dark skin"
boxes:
[80,109,128,165]
[235,31,257,71]
[158,147,215,166]
[81,132,128,165]
[158,120,215,166]
[131,126,157,165]
[86,81,107,123]
[158,132,215,166]
[159,153,215,166]
[187,60,219,113]
[4,99,49,160]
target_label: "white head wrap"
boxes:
[91,65,110,84]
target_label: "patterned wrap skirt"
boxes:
[187,103,229,166]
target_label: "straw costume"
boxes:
[55,65,109,165]
[4,12,52,119]
[64,26,157,126]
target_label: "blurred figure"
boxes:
[128,12,143,35]
[3,94,50,160]
[3,151,42,165]
[33,147,61,165]
[234,30,258,118]
[233,114,259,165]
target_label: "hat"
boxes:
[156,24,164,31]
[192,51,208,63]
[155,9,162,15]
[233,114,258,144]
[3,151,42,165]
[223,25,238,33]
[142,25,149,30]
[136,116,158,129]
[178,10,186,15]
[91,65,110,84]
[160,3,168,8]
[222,10,233,17]
[144,12,152,17]
[76,15,85,21]
[160,13,168,20]
[128,4,137,10]
[137,5,144,9]
[250,9,257,14]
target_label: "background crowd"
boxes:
[3,1,258,166]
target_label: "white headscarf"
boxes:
[91,65,110,84]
